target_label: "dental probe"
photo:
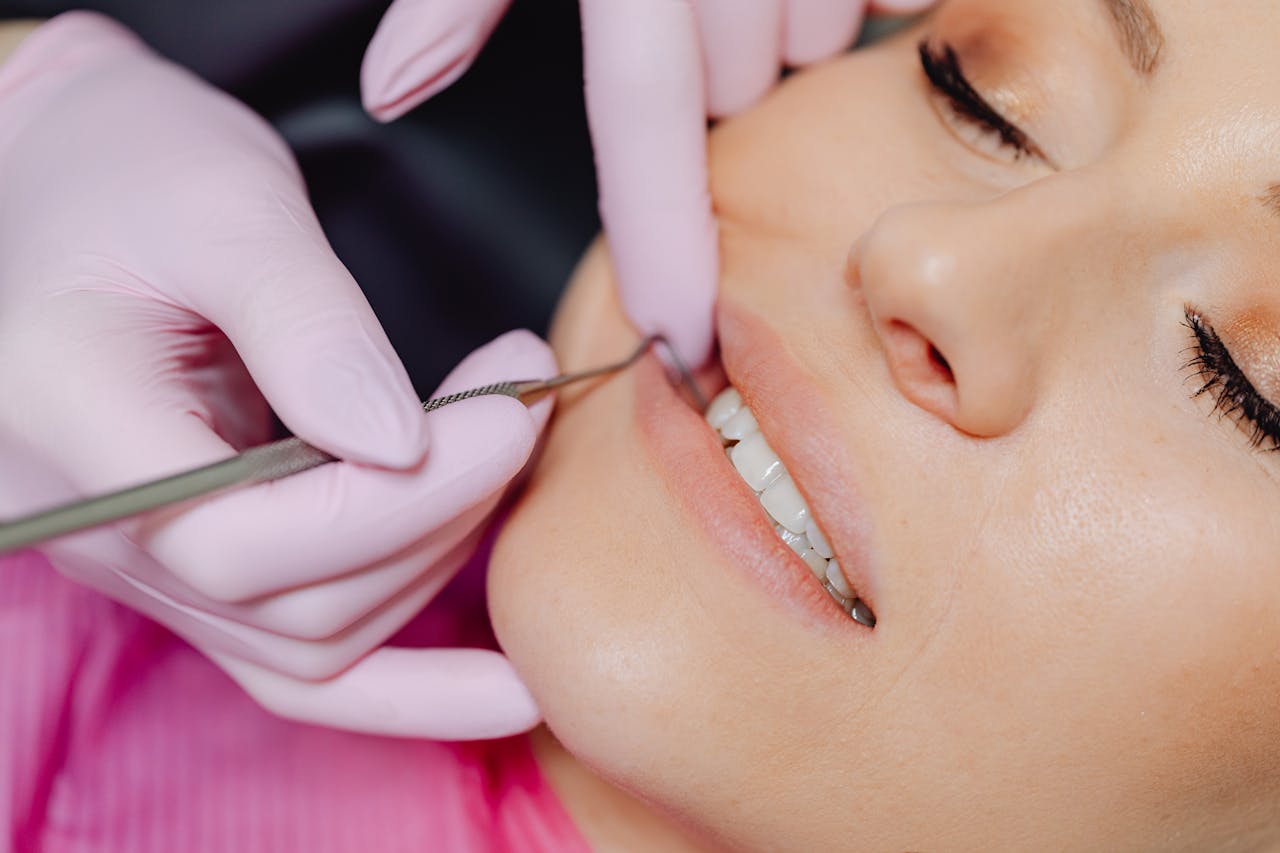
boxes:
[0,335,703,556]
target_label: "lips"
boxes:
[635,302,882,631]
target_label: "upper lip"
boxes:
[715,301,883,614]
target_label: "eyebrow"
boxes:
[1099,0,1165,76]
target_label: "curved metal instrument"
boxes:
[0,335,703,555]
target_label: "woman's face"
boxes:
[490,1,1280,849]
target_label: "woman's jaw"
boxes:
[490,3,1280,849]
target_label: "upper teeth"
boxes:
[705,387,875,628]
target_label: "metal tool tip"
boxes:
[642,334,707,411]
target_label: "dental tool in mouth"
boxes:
[0,335,704,555]
[705,387,876,628]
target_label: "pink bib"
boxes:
[0,550,589,852]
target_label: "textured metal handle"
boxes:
[0,385,526,555]
[420,382,520,412]
[0,334,686,555]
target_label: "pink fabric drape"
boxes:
[0,549,588,853]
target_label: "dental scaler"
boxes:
[0,335,702,555]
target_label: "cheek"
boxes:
[913,428,1280,818]
[708,44,942,255]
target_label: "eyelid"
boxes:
[1184,308,1280,453]
[919,39,1058,170]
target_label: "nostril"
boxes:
[885,320,954,386]
[880,319,960,424]
[928,344,953,383]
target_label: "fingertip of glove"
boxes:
[436,653,542,740]
[359,66,404,123]
[380,648,542,740]
[359,18,454,121]
[6,10,148,78]
[432,394,540,475]
[361,0,507,122]
[38,10,142,46]
[620,286,717,372]
[484,329,559,380]
[668,318,716,373]
[783,5,866,67]
[705,80,770,121]
[361,47,460,123]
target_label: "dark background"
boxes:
[0,0,600,396]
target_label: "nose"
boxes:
[849,188,1088,437]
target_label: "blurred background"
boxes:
[0,0,601,396]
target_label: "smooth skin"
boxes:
[492,0,1280,849]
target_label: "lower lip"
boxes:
[635,355,863,632]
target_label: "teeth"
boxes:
[730,432,785,492]
[705,387,743,430]
[704,385,873,626]
[775,524,811,555]
[719,406,759,442]
[760,475,809,534]
[801,548,828,581]
[825,559,853,598]
[805,519,833,560]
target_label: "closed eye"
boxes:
[919,40,1051,166]
[1184,308,1280,453]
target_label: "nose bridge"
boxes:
[852,175,1114,437]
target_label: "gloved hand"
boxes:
[0,11,555,739]
[361,0,938,369]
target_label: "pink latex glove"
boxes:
[0,12,556,740]
[361,0,939,368]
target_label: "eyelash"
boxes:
[918,40,1041,162]
[1183,309,1280,452]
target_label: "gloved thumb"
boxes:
[361,0,512,122]
[185,215,428,470]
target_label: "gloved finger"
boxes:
[7,293,260,497]
[177,190,428,471]
[783,0,866,66]
[211,645,539,739]
[104,528,481,681]
[138,330,556,603]
[868,0,937,13]
[580,0,718,369]
[15,16,423,473]
[163,496,495,642]
[691,0,785,117]
[361,0,512,122]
